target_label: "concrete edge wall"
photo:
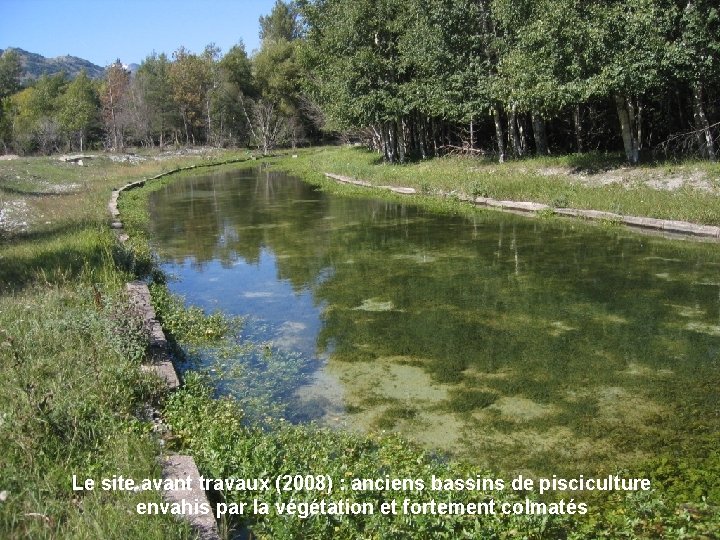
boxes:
[109,157,255,540]
[324,173,720,240]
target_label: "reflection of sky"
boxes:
[161,247,323,358]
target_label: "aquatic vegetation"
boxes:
[146,170,720,479]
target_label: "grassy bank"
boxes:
[2,148,719,539]
[0,150,252,538]
[274,147,720,226]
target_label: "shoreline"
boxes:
[323,172,720,240]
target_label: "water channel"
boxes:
[147,166,720,477]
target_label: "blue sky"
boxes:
[0,0,277,66]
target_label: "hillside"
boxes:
[0,47,105,82]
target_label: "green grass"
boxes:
[0,279,194,539]
[275,146,720,225]
[163,373,720,539]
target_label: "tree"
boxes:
[131,53,179,147]
[300,0,411,161]
[260,0,301,43]
[586,0,674,164]
[57,71,99,151]
[493,0,591,156]
[215,43,255,146]
[0,50,22,152]
[669,0,720,160]
[245,99,288,154]
[245,40,296,152]
[169,47,212,145]
[100,61,131,151]
[251,1,311,151]
[7,73,67,154]
[0,49,22,100]
[402,0,497,157]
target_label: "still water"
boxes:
[148,167,720,476]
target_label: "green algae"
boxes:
[147,168,720,478]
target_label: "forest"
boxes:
[0,0,718,164]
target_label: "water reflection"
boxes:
[149,167,720,476]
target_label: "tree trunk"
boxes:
[675,88,686,129]
[493,104,506,163]
[409,115,419,159]
[419,116,428,159]
[111,108,118,151]
[531,112,549,155]
[635,98,643,152]
[518,112,528,155]
[396,119,406,163]
[614,94,639,164]
[692,82,716,161]
[380,123,389,162]
[371,124,382,155]
[385,122,394,163]
[182,112,190,146]
[573,104,583,153]
[206,97,212,145]
[508,104,523,158]
[470,116,475,149]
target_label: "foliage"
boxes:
[259,0,302,43]
[163,374,569,539]
[0,49,22,100]
[149,283,232,344]
[168,47,212,145]
[164,375,720,539]
[100,61,131,151]
[2,1,719,162]
[57,71,100,151]
[299,0,719,163]
[131,53,180,148]
[5,74,68,154]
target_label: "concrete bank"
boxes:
[324,173,720,240]
[109,157,255,540]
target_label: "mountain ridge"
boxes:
[0,47,106,82]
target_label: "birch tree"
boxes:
[669,0,719,160]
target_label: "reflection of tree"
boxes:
[149,168,324,271]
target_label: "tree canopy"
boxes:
[0,0,717,162]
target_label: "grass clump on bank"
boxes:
[0,278,193,539]
[150,283,232,343]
